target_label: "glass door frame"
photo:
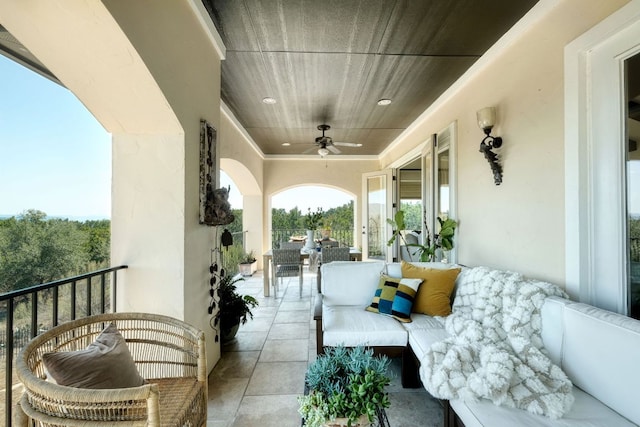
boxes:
[361,170,393,261]
[565,1,640,314]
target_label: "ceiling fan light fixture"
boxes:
[377,98,392,106]
[318,147,330,157]
[262,97,277,104]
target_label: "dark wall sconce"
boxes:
[477,106,503,185]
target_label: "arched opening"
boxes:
[220,158,263,270]
[268,185,357,249]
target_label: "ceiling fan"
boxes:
[305,124,362,157]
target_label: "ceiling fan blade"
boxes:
[333,141,362,147]
[327,145,341,154]
[302,146,317,154]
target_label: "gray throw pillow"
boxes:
[43,323,146,389]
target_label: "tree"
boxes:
[79,220,110,265]
[0,210,89,292]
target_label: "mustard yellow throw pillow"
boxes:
[401,261,461,316]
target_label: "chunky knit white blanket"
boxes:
[420,267,574,418]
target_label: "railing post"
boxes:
[71,280,76,319]
[6,297,14,427]
[100,272,106,314]
[86,277,92,316]
[113,270,118,313]
[31,291,37,338]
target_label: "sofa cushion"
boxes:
[403,313,446,331]
[450,386,637,427]
[322,305,408,347]
[407,328,449,362]
[385,261,456,278]
[365,276,422,322]
[561,303,640,425]
[321,261,385,307]
[540,296,573,367]
[400,261,460,316]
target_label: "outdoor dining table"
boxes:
[262,247,362,296]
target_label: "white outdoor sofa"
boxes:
[314,260,640,427]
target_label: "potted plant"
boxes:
[304,207,324,250]
[238,249,257,277]
[298,346,391,427]
[213,274,259,343]
[387,210,457,262]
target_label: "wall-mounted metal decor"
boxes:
[200,119,218,225]
[199,119,234,226]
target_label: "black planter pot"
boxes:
[221,318,241,343]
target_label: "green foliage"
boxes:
[221,244,243,277]
[0,210,111,293]
[387,210,457,262]
[399,201,422,230]
[79,219,110,264]
[226,209,243,234]
[240,249,256,264]
[298,346,391,427]
[273,201,355,232]
[303,207,324,230]
[214,274,258,333]
[1,211,83,292]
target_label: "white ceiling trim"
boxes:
[221,101,265,159]
[187,0,226,60]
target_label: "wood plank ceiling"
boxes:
[204,0,538,157]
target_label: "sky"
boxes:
[0,54,352,219]
[0,55,111,219]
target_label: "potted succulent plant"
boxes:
[238,249,257,277]
[214,274,258,343]
[387,210,457,262]
[298,346,391,427]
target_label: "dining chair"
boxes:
[317,246,351,293]
[321,246,351,263]
[280,241,304,250]
[271,248,303,297]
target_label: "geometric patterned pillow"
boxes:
[391,277,422,322]
[366,276,422,323]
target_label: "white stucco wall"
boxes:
[103,0,224,369]
[379,0,630,286]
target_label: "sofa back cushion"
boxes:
[321,261,385,307]
[539,296,572,366]
[385,261,455,278]
[561,303,640,425]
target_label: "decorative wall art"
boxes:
[199,119,234,226]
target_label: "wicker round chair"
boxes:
[14,312,207,427]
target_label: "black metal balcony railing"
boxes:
[272,228,354,248]
[0,265,127,426]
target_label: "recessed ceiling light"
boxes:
[377,98,392,106]
[262,97,277,104]
[282,142,290,146]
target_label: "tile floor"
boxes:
[206,269,443,427]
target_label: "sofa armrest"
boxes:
[314,295,323,355]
